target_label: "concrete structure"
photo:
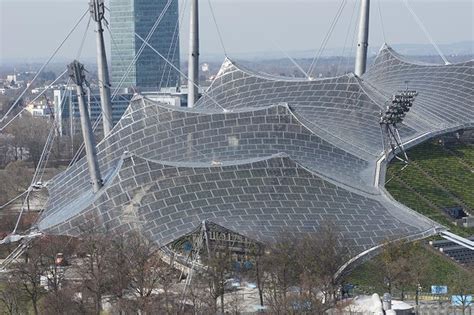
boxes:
[462,217,474,228]
[36,47,473,260]
[110,0,180,90]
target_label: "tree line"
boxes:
[0,225,351,314]
[0,225,473,315]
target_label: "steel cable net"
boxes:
[36,46,473,259]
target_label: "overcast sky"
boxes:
[0,0,473,63]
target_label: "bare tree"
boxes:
[180,234,238,314]
[156,257,179,315]
[4,236,78,315]
[201,240,236,314]
[105,233,130,312]
[96,230,182,314]
[10,242,47,315]
[261,226,350,314]
[77,229,113,315]
[116,231,178,314]
[378,239,411,295]
[187,273,219,314]
[0,133,14,167]
[246,243,265,308]
[0,160,32,207]
[0,214,17,240]
[377,239,432,302]
[40,286,84,315]
[5,112,50,168]
[38,236,77,293]
[405,242,430,307]
[0,276,28,315]
[449,269,474,315]
[262,234,301,314]
[297,226,351,313]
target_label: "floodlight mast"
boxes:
[380,88,418,164]
[90,0,114,136]
[355,0,370,77]
[187,0,199,107]
[68,61,103,193]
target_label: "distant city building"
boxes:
[110,0,180,91]
[53,88,132,136]
[26,102,53,118]
[145,87,188,107]
[53,88,185,135]
[6,74,17,84]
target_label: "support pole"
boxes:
[202,220,211,257]
[354,0,370,77]
[68,60,103,193]
[187,0,199,107]
[69,89,74,156]
[90,0,113,135]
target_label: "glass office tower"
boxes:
[110,0,180,91]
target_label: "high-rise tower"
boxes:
[110,0,180,91]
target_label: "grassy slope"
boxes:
[386,141,474,236]
[348,244,468,295]
[348,141,473,292]
[408,143,474,209]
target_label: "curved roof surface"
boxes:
[363,45,473,129]
[37,46,472,257]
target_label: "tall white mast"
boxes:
[187,0,199,107]
[90,0,114,135]
[68,61,103,193]
[354,0,370,77]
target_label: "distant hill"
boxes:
[385,41,474,57]
[206,41,474,61]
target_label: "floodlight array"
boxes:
[380,90,418,125]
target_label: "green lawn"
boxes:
[450,144,474,167]
[348,244,470,296]
[348,140,474,294]
[405,142,474,209]
[386,141,474,236]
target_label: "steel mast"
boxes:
[90,0,114,135]
[354,0,370,77]
[68,61,103,193]
[187,0,199,107]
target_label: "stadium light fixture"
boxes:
[380,88,418,164]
